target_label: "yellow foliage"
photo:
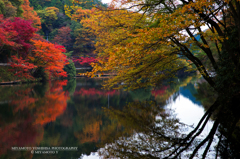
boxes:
[73,0,237,90]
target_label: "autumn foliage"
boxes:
[21,0,42,30]
[0,13,69,80]
[73,56,97,66]
[7,17,37,56]
[30,40,69,78]
[0,15,17,48]
[0,14,38,55]
[78,9,190,89]
[52,26,72,49]
[9,55,37,80]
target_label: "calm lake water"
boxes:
[0,76,214,159]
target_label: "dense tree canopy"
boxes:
[52,26,72,49]
[0,0,23,17]
[82,0,239,90]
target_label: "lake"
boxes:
[0,76,215,159]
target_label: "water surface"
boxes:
[0,76,211,159]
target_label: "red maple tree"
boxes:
[9,55,37,80]
[30,40,69,78]
[0,15,17,48]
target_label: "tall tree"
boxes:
[82,9,190,89]
[80,0,240,158]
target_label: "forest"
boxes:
[0,0,105,82]
[1,0,240,158]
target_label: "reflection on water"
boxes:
[1,76,233,158]
[97,76,216,159]
[0,78,130,159]
[99,101,188,158]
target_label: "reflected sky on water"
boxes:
[168,94,213,135]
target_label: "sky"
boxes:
[101,0,112,4]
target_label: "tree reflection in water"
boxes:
[0,80,69,158]
[99,101,190,158]
[99,98,240,159]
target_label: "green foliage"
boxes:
[194,82,217,110]
[37,7,59,26]
[63,78,76,95]
[64,59,76,78]
[10,0,23,16]
[70,20,82,33]
[64,51,73,58]
[53,12,71,28]
[29,0,72,12]
[32,67,48,81]
[48,28,58,41]
[27,0,105,57]
[0,0,23,17]
[0,0,5,15]
[129,88,152,102]
[36,7,60,39]
[0,66,16,82]
[70,19,96,55]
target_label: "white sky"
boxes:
[101,0,112,5]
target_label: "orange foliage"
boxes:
[71,8,94,22]
[30,40,69,78]
[71,8,96,55]
[21,0,41,30]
